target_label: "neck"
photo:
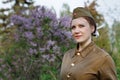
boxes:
[78,38,92,51]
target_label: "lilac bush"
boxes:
[5,6,73,79]
[11,6,72,55]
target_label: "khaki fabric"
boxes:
[60,42,117,80]
[72,7,94,20]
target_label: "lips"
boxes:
[74,35,82,39]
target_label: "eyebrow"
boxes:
[71,24,84,27]
[78,24,84,26]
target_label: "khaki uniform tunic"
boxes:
[60,42,117,80]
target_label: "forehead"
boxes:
[71,17,88,26]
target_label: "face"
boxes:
[71,17,94,43]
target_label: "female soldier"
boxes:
[60,7,117,80]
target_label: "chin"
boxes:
[75,40,84,43]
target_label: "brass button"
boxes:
[71,63,75,66]
[77,52,80,55]
[67,74,70,78]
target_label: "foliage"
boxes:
[112,20,120,53]
[85,0,104,26]
[0,6,74,80]
[60,3,71,17]
[0,0,34,55]
[93,25,111,53]
[112,20,120,79]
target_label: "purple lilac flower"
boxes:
[41,54,50,60]
[32,17,41,27]
[29,48,37,55]
[14,33,19,41]
[29,48,34,55]
[11,15,26,25]
[39,47,46,53]
[62,30,72,39]
[23,31,34,40]
[53,45,60,54]
[23,18,34,30]
[36,27,43,37]
[10,6,72,57]
[42,54,56,62]
[10,15,20,25]
[45,9,57,21]
[54,30,61,36]
[49,54,56,62]
[30,6,45,19]
[50,21,59,30]
[30,41,37,47]
[59,16,72,28]
[46,40,55,50]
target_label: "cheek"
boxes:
[84,28,92,35]
[71,29,75,34]
[71,30,74,36]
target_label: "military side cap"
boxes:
[72,7,94,20]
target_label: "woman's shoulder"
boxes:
[63,48,75,58]
[93,44,112,62]
[93,44,115,67]
[93,44,109,56]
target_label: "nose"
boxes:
[74,27,81,33]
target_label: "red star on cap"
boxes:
[73,13,77,16]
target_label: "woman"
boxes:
[60,7,117,80]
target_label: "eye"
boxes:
[78,24,85,28]
[71,26,76,29]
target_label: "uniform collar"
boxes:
[72,41,95,58]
